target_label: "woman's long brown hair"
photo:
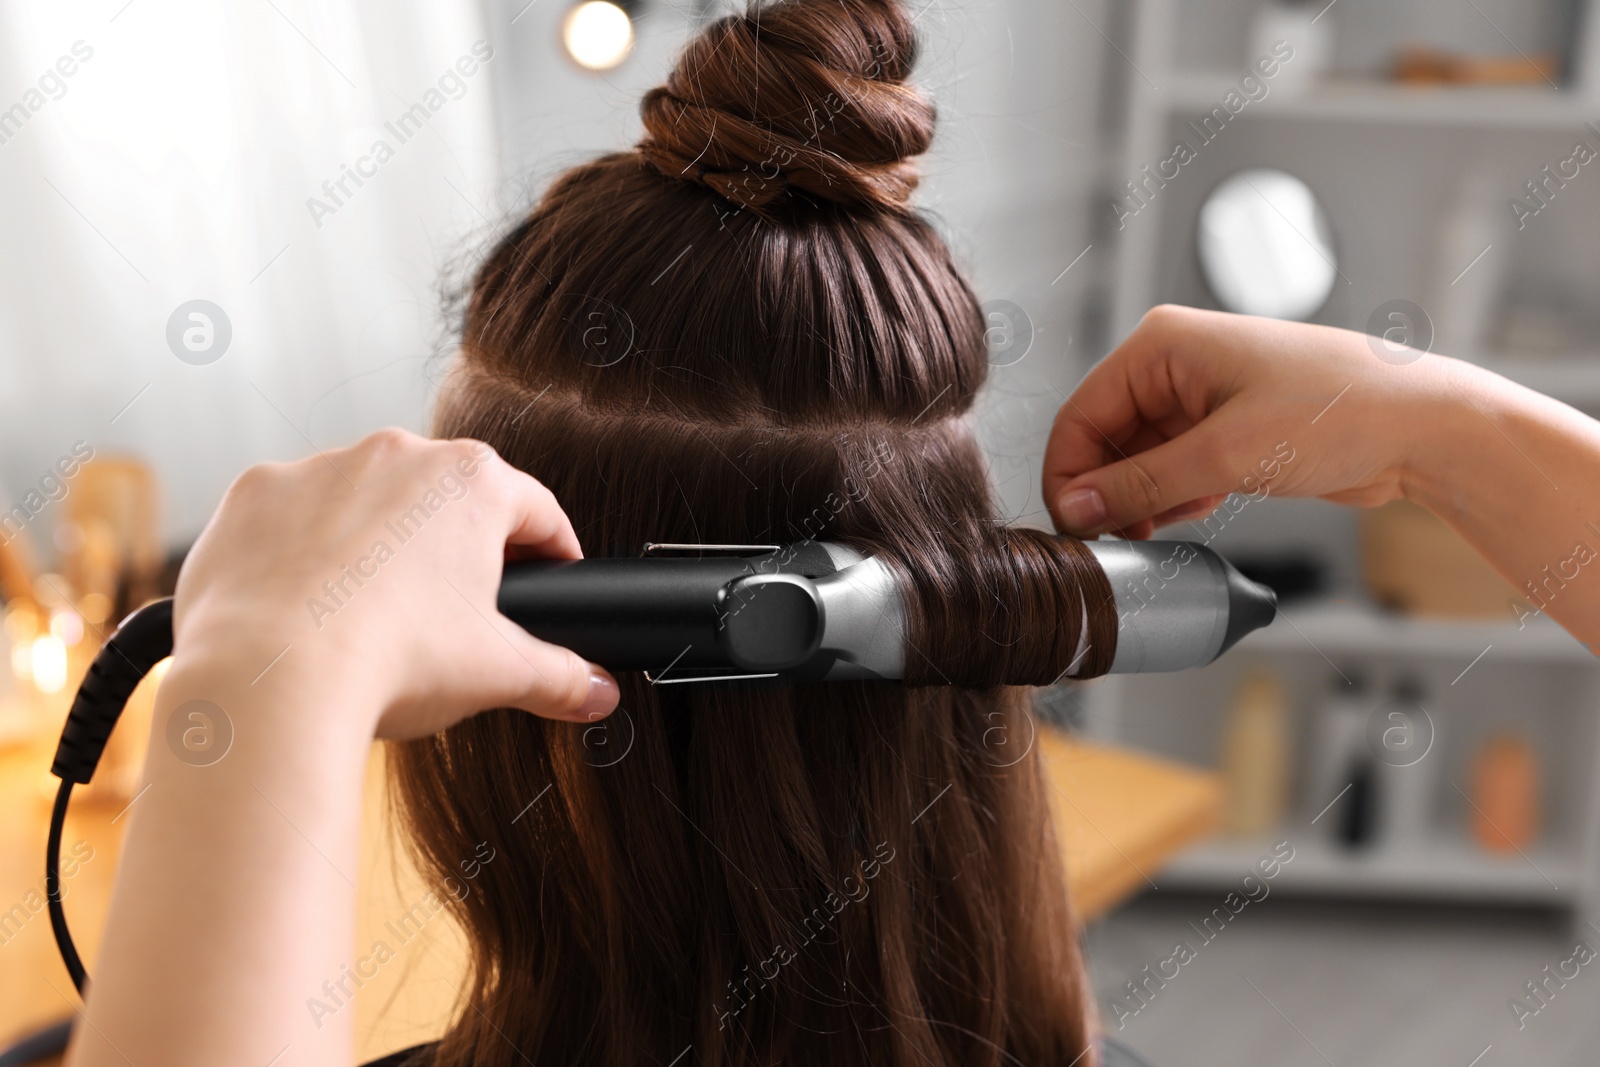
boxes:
[391,1,1117,1064]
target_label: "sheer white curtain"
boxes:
[0,0,1113,547]
[0,0,499,544]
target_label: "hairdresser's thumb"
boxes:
[1052,432,1225,538]
[502,632,620,723]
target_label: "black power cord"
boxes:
[45,597,175,994]
[27,598,419,1067]
[46,780,85,989]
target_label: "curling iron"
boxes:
[498,539,1278,682]
[43,537,1274,998]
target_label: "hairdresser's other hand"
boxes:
[173,428,618,740]
[1044,305,1459,540]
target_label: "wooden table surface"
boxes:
[0,717,1220,1064]
[1040,728,1224,922]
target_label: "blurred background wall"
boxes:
[0,0,1111,544]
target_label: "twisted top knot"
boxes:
[638,0,936,213]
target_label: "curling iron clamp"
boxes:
[43,536,1274,998]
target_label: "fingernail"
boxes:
[1056,487,1106,533]
[575,668,620,720]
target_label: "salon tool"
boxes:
[498,538,1276,682]
[1231,552,1327,605]
[42,537,1274,994]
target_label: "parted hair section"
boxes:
[390,1,1112,1065]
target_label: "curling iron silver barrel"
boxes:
[1086,540,1278,673]
[497,539,1277,683]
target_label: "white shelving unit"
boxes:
[1164,76,1600,130]
[1090,0,1600,923]
[1079,602,1600,925]
[1105,0,1600,414]
[1236,601,1595,662]
[1159,834,1577,906]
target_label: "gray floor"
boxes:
[1085,894,1600,1067]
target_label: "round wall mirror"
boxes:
[1197,168,1337,322]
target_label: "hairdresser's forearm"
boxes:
[67,647,376,1067]
[1403,360,1600,650]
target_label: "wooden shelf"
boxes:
[1164,74,1599,129]
[1158,831,1578,905]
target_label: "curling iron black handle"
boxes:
[51,597,174,784]
[497,558,828,674]
[51,564,745,783]
[51,556,791,784]
[498,557,752,671]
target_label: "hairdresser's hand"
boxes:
[79,428,616,1067]
[173,427,618,741]
[1044,302,1600,651]
[1044,305,1461,540]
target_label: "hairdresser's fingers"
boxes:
[444,442,615,720]
[1105,495,1229,542]
[1043,382,1147,495]
[1052,422,1242,538]
[1116,518,1157,542]
[462,440,584,561]
[1150,494,1231,527]
[1043,319,1215,514]
[378,627,617,737]
[493,629,619,721]
[1063,435,1176,542]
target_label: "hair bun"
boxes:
[638,0,935,213]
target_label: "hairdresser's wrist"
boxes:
[1396,356,1521,519]
[155,632,387,774]
[171,586,399,724]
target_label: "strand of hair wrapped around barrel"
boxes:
[898,528,1117,687]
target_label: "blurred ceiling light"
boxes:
[3,605,35,643]
[31,636,67,694]
[50,609,84,647]
[563,1,635,71]
[79,593,112,627]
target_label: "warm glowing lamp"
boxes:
[562,1,635,71]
